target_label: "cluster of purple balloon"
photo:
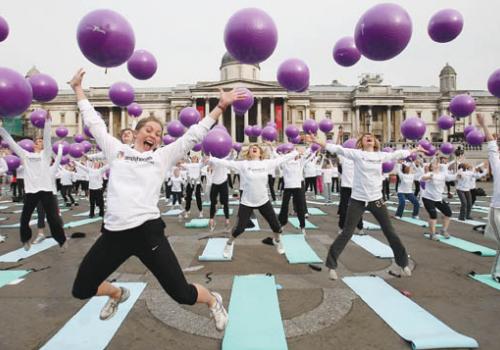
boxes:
[202,125,233,158]
[233,88,254,116]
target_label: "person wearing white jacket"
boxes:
[395,163,420,218]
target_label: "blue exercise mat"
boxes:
[363,220,381,230]
[40,282,146,350]
[185,218,209,228]
[64,217,102,228]
[397,217,442,228]
[222,275,287,350]
[424,234,496,256]
[451,218,485,226]
[351,235,394,258]
[198,238,233,261]
[289,217,317,229]
[0,219,37,229]
[162,209,183,216]
[343,276,479,349]
[73,211,90,217]
[216,208,234,216]
[0,238,59,262]
[468,274,500,291]
[281,234,322,264]
[307,207,327,216]
[0,270,30,288]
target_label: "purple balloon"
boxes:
[179,107,201,127]
[382,160,396,173]
[60,156,70,165]
[244,125,253,137]
[127,49,157,80]
[18,139,34,152]
[277,59,310,92]
[81,140,92,153]
[83,125,93,139]
[69,143,85,158]
[319,119,334,133]
[192,143,202,152]
[52,141,70,156]
[437,115,454,130]
[487,68,500,98]
[401,117,426,140]
[163,134,176,145]
[420,180,426,190]
[4,155,20,171]
[0,67,33,118]
[418,139,432,150]
[233,142,242,152]
[266,121,277,128]
[251,125,262,137]
[77,9,135,68]
[466,130,485,146]
[428,9,464,43]
[1,140,9,148]
[109,82,134,107]
[302,119,318,134]
[213,124,229,133]
[0,16,9,42]
[202,129,233,158]
[450,94,475,118]
[167,120,185,138]
[289,135,302,144]
[224,8,278,64]
[439,142,455,155]
[354,3,412,61]
[406,153,417,162]
[382,146,393,153]
[74,134,85,143]
[281,143,295,153]
[333,36,361,67]
[233,88,254,114]
[464,125,476,136]
[56,126,68,138]
[425,145,437,157]
[310,143,321,153]
[261,126,277,141]
[29,109,47,128]
[127,102,142,117]
[285,125,300,139]
[28,73,58,102]
[342,138,357,149]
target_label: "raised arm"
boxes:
[477,114,500,174]
[0,158,7,175]
[268,150,299,170]
[73,161,89,173]
[208,157,241,172]
[43,113,52,155]
[0,127,27,160]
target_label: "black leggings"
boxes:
[268,175,276,201]
[185,183,202,212]
[331,178,339,193]
[305,177,317,195]
[171,192,182,205]
[210,181,229,219]
[232,201,281,238]
[279,188,306,228]
[227,174,233,189]
[338,187,363,230]
[89,189,104,217]
[61,185,75,204]
[277,177,284,191]
[413,180,420,196]
[422,198,452,219]
[21,191,65,245]
[382,179,390,201]
[17,178,25,198]
[164,182,172,199]
[72,218,198,305]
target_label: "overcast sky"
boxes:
[1,0,499,91]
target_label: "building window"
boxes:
[432,111,437,122]
[372,113,378,122]
[60,112,65,124]
[298,110,304,121]
[75,113,79,125]
[325,111,332,119]
[417,111,422,118]
[149,111,155,117]
[343,111,349,122]
[310,111,315,119]
[402,111,407,120]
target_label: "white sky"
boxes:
[1,0,499,90]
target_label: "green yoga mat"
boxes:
[281,234,322,264]
[216,208,233,216]
[64,217,102,229]
[469,274,500,291]
[222,275,287,350]
[0,270,30,288]
[185,218,209,228]
[397,217,442,228]
[289,217,317,229]
[424,234,496,256]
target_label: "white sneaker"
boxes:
[61,239,69,251]
[301,228,307,236]
[223,242,233,258]
[23,241,31,251]
[32,233,46,244]
[338,229,343,235]
[199,212,203,218]
[209,292,228,332]
[412,215,420,220]
[329,269,338,280]
[401,266,412,277]
[439,229,450,239]
[273,235,285,255]
[209,220,215,232]
[428,233,440,241]
[357,229,367,236]
[0,234,5,243]
[305,213,309,218]
[99,287,130,320]
[184,211,190,219]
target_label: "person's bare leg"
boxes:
[193,283,216,307]
[96,281,122,300]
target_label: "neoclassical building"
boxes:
[19,54,500,145]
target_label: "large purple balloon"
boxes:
[0,67,33,117]
[428,9,464,43]
[439,142,454,155]
[18,139,34,152]
[127,49,157,80]
[4,155,20,171]
[81,140,92,153]
[83,125,93,139]
[382,146,393,153]
[289,135,302,144]
[302,119,318,134]
[202,129,233,158]
[74,134,85,143]
[213,124,229,133]
[251,125,262,137]
[437,115,454,130]
[285,125,300,139]
[354,3,412,61]
[342,138,357,149]
[60,156,70,166]
[266,121,277,128]
[192,143,202,152]
[0,16,9,42]
[244,125,253,137]
[0,140,9,148]
[319,119,334,133]
[450,94,475,118]
[310,143,321,153]
[109,82,134,107]
[277,59,310,92]
[224,8,278,64]
[30,109,47,129]
[487,68,500,98]
[233,142,242,152]
[418,139,432,150]
[281,143,295,153]
[28,73,58,102]
[233,88,254,115]
[261,126,277,141]
[69,143,85,158]
[332,36,361,67]
[179,107,201,127]
[127,102,142,117]
[163,135,176,145]
[464,125,476,136]
[382,160,396,173]
[52,141,70,156]
[56,126,68,138]
[167,120,185,138]
[425,145,437,157]
[466,130,485,146]
[401,117,426,140]
[77,9,135,68]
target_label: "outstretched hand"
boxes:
[476,113,485,127]
[218,88,247,109]
[68,68,86,91]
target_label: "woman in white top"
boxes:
[70,69,245,330]
[477,114,500,282]
[395,162,420,218]
[60,164,77,206]
[209,144,298,258]
[303,155,318,195]
[470,165,488,206]
[208,155,231,232]
[456,163,474,221]
[168,168,185,209]
[320,156,334,203]
[331,161,339,193]
[182,156,204,218]
[74,161,109,217]
[314,133,419,280]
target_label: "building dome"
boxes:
[220,52,260,69]
[25,66,40,78]
[439,63,456,77]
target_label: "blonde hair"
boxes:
[356,133,381,151]
[243,143,266,160]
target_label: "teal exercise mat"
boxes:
[185,218,209,228]
[424,234,496,256]
[162,209,183,216]
[397,217,442,228]
[343,276,479,350]
[281,234,322,264]
[216,208,234,216]
[198,238,233,261]
[351,234,393,258]
[0,219,37,229]
[0,270,30,288]
[222,275,287,350]
[273,207,326,216]
[468,273,500,291]
[451,218,485,226]
[363,220,381,230]
[289,217,317,229]
[64,217,102,229]
[40,282,147,350]
[0,238,59,262]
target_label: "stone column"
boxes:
[354,107,360,136]
[192,98,197,108]
[244,110,249,143]
[270,98,275,123]
[205,98,210,117]
[283,99,288,141]
[108,107,114,136]
[387,106,392,143]
[120,108,126,131]
[77,112,83,134]
[368,106,373,134]
[231,107,236,142]
[257,98,262,142]
[171,107,177,120]
[305,105,310,120]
